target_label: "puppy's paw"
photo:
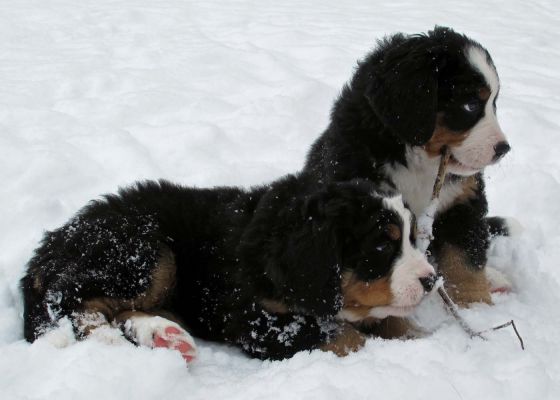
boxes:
[320,323,366,356]
[123,316,197,363]
[153,326,197,363]
[486,266,513,294]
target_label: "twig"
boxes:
[425,146,525,350]
[437,286,485,340]
[478,320,525,350]
[416,147,451,255]
[432,146,452,200]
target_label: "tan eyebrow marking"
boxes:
[386,223,401,241]
[478,87,491,101]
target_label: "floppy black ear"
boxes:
[302,188,351,223]
[273,212,343,317]
[365,36,439,146]
[237,185,344,317]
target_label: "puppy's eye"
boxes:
[463,100,480,113]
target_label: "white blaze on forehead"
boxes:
[466,45,499,95]
[382,195,412,238]
[466,44,501,132]
[446,44,507,174]
[376,195,435,316]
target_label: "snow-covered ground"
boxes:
[1,0,560,398]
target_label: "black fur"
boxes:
[302,26,498,272]
[22,178,408,360]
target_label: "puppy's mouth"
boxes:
[447,153,484,175]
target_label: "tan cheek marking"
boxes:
[341,272,393,310]
[424,113,469,157]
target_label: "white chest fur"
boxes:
[383,146,465,218]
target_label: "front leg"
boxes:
[319,322,366,356]
[431,176,492,305]
[354,316,428,339]
[227,304,363,360]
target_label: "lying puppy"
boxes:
[22,178,436,361]
[303,26,511,305]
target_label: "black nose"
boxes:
[493,141,511,161]
[419,274,437,293]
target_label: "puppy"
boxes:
[302,26,511,305]
[22,177,436,361]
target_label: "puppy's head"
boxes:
[316,186,437,322]
[248,179,436,320]
[364,26,509,175]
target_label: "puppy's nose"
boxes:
[419,274,437,293]
[493,141,511,161]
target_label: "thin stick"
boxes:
[437,285,486,340]
[415,146,452,255]
[478,320,525,350]
[427,146,525,350]
[432,146,452,200]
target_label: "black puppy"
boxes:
[302,26,511,304]
[22,177,436,361]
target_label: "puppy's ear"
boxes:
[302,190,347,222]
[237,186,344,317]
[303,185,359,223]
[365,37,440,146]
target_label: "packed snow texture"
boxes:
[1,0,560,399]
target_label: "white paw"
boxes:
[123,316,197,363]
[486,266,513,293]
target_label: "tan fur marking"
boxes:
[82,246,177,320]
[33,275,43,291]
[261,299,290,314]
[386,223,401,241]
[114,310,151,323]
[72,311,109,337]
[453,176,479,205]
[424,113,469,157]
[113,309,183,326]
[319,323,366,356]
[437,244,492,306]
[342,272,393,308]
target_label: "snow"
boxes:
[1,0,560,398]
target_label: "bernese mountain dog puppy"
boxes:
[302,26,511,305]
[22,177,436,361]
